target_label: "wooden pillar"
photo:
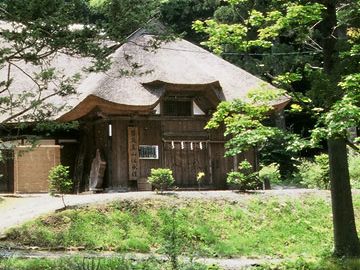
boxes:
[208,142,213,185]
[107,121,113,189]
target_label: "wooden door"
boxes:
[163,141,208,187]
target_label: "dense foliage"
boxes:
[294,152,360,190]
[294,154,330,189]
[192,0,360,154]
[189,0,360,256]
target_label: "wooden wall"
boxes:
[110,120,162,189]
[138,121,162,182]
[162,119,211,187]
[14,145,60,193]
[81,118,256,190]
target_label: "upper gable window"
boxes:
[163,99,192,116]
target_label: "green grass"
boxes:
[252,257,360,270]
[3,195,341,258]
[0,257,218,270]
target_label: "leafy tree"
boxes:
[48,164,73,208]
[194,0,360,257]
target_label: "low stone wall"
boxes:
[14,145,60,193]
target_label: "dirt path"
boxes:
[0,189,330,234]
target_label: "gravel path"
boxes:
[0,189,330,233]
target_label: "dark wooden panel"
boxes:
[60,142,79,183]
[73,129,87,192]
[163,141,208,187]
[244,148,256,169]
[210,143,234,189]
[0,150,14,193]
[81,124,98,191]
[94,122,108,151]
[111,120,129,188]
[162,119,208,134]
[138,121,162,180]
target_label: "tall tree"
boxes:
[193,0,360,256]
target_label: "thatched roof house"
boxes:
[0,28,289,193]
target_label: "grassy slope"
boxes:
[4,194,342,258]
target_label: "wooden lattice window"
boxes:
[162,99,192,116]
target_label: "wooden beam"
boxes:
[87,115,210,124]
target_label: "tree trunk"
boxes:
[328,138,360,256]
[321,0,360,257]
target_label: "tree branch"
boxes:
[346,139,360,152]
[2,90,62,123]
[8,61,42,90]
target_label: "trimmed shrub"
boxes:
[148,168,175,193]
[259,163,281,186]
[227,160,262,191]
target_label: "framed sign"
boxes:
[139,145,159,159]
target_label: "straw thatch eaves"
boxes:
[0,29,290,123]
[59,34,289,121]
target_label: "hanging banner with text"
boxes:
[128,126,139,181]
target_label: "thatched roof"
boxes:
[0,26,289,122]
[59,33,289,121]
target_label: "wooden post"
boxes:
[208,142,213,185]
[107,121,113,189]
